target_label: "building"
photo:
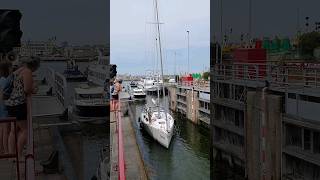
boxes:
[17,39,57,57]
[167,78,210,127]
[210,44,320,180]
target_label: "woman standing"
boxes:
[6,57,40,158]
[0,61,12,154]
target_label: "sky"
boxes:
[111,0,210,75]
[211,0,320,42]
[1,0,109,45]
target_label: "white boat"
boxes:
[73,84,108,117]
[132,88,146,98]
[154,76,163,89]
[168,78,176,83]
[140,106,174,148]
[141,77,157,92]
[139,0,175,149]
[87,50,110,86]
[130,81,138,88]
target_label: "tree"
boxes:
[202,71,210,80]
[299,31,320,58]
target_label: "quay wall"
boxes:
[246,91,282,180]
[167,85,210,127]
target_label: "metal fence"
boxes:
[212,62,320,88]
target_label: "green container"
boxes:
[262,38,271,50]
[271,37,281,52]
[281,38,291,51]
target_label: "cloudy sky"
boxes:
[211,0,320,42]
[111,0,210,75]
[2,0,108,45]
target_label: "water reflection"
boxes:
[129,95,210,180]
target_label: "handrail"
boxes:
[0,117,20,180]
[26,96,35,180]
[212,63,320,88]
[115,98,126,180]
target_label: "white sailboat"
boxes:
[139,0,174,148]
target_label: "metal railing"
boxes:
[26,96,35,180]
[0,117,20,180]
[112,98,126,180]
[212,62,320,88]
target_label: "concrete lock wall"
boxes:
[246,91,282,180]
[186,89,199,124]
[168,86,177,112]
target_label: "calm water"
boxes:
[38,61,109,180]
[127,85,210,180]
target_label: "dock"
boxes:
[110,100,148,180]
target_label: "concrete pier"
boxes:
[110,102,147,180]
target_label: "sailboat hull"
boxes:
[140,112,174,148]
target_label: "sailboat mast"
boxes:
[155,38,160,117]
[154,0,169,131]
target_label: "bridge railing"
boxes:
[111,98,126,180]
[212,62,320,88]
[26,96,35,180]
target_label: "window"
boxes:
[314,132,320,154]
[235,110,240,127]
[300,95,320,103]
[304,129,311,151]
[285,124,302,147]
[288,93,296,99]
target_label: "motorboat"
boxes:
[132,88,146,99]
[73,84,108,117]
[130,81,138,88]
[63,59,87,81]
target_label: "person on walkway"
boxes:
[0,61,12,154]
[112,79,122,111]
[6,57,40,158]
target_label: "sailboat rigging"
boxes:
[139,0,175,148]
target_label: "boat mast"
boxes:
[154,0,169,131]
[155,37,160,117]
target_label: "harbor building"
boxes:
[167,78,210,128]
[210,42,320,180]
[16,39,57,57]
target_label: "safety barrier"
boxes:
[212,62,320,88]
[112,97,126,180]
[0,117,20,180]
[26,96,35,180]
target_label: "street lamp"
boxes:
[187,30,190,74]
[305,16,310,32]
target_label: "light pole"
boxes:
[187,30,190,74]
[220,0,223,64]
[248,0,252,42]
[174,51,177,76]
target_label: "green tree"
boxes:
[202,72,210,80]
[299,31,320,58]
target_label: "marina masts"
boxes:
[154,0,169,132]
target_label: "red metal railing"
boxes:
[112,97,126,180]
[25,96,35,180]
[0,117,20,180]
